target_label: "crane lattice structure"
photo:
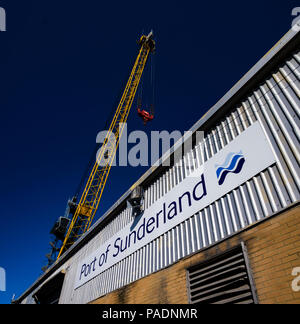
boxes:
[57,31,155,259]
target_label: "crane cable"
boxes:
[136,52,155,116]
[150,53,155,116]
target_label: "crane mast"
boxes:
[57,31,155,259]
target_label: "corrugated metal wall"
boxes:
[23,50,300,304]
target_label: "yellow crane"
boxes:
[57,31,155,259]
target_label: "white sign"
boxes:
[74,122,276,289]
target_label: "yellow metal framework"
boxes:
[57,32,155,259]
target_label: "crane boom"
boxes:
[57,32,155,259]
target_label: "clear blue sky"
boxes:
[0,0,298,304]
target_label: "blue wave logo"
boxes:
[215,151,245,185]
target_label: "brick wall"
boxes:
[90,204,300,304]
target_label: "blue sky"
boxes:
[0,0,298,303]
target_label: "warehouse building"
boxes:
[16,27,300,304]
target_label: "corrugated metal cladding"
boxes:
[22,45,300,304]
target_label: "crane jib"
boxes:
[57,32,155,260]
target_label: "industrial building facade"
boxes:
[17,28,300,304]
